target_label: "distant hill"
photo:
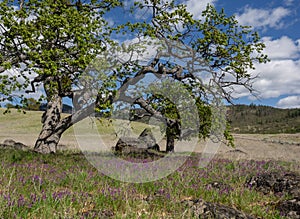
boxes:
[5,102,73,114]
[121,105,300,134]
[227,104,300,134]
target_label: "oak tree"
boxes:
[0,0,269,153]
[0,0,121,153]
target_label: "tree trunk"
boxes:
[33,94,100,153]
[34,94,62,154]
[33,88,112,154]
[166,134,175,153]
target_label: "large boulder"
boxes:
[115,137,147,154]
[114,128,160,155]
[138,128,160,151]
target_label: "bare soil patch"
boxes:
[1,132,299,165]
[214,134,300,163]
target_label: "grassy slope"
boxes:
[0,108,42,134]
[0,108,153,148]
[227,104,300,134]
[0,108,75,147]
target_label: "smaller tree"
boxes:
[108,1,269,152]
[22,97,41,111]
[142,81,213,153]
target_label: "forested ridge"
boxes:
[227,104,300,134]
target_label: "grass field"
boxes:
[1,108,300,218]
[0,148,298,218]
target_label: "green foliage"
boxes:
[21,97,41,111]
[0,0,120,105]
[194,5,269,74]
[224,122,235,147]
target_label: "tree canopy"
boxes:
[0,0,269,153]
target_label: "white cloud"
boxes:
[236,6,291,30]
[115,37,160,64]
[232,36,300,103]
[262,36,300,59]
[277,96,300,108]
[284,0,294,6]
[2,68,44,99]
[252,59,300,98]
[123,0,217,21]
[185,0,217,19]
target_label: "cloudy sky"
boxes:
[188,0,300,108]
[2,0,299,109]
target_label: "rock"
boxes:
[115,137,147,154]
[3,139,16,146]
[183,198,255,219]
[13,142,28,150]
[1,139,29,151]
[206,181,232,192]
[246,172,300,218]
[138,128,160,151]
[246,172,300,196]
[278,197,300,219]
[114,128,160,154]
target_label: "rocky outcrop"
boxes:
[1,139,29,151]
[182,198,255,219]
[246,172,300,218]
[138,128,159,150]
[277,197,300,219]
[246,172,300,196]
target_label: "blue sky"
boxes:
[181,0,300,108]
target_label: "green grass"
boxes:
[0,148,298,218]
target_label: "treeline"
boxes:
[6,98,72,113]
[227,104,300,134]
[6,98,41,111]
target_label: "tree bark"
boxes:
[166,134,175,153]
[34,94,63,154]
